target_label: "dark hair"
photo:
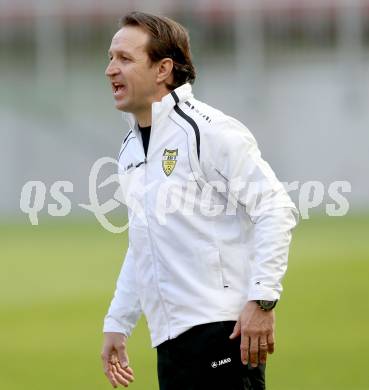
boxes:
[120,11,196,91]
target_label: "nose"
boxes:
[105,61,120,78]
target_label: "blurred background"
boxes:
[1,0,368,389]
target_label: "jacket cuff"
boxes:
[247,284,281,301]
[103,316,131,337]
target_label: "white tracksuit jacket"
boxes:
[103,83,299,348]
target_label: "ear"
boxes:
[156,58,174,84]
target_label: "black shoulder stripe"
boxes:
[118,135,135,161]
[173,105,200,160]
[171,91,179,104]
[122,130,133,144]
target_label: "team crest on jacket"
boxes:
[162,149,178,176]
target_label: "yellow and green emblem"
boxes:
[162,149,178,176]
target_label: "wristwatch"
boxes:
[255,300,278,311]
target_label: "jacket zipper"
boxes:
[140,125,171,340]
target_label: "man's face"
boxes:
[105,26,159,114]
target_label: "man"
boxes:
[101,11,298,390]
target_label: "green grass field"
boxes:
[1,214,369,390]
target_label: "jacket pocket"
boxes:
[203,247,227,290]
[218,251,230,289]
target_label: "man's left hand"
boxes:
[229,301,275,367]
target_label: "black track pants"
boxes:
[157,321,266,390]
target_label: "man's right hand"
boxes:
[101,332,135,388]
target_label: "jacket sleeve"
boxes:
[103,245,142,336]
[201,117,299,301]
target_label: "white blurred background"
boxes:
[1,0,368,219]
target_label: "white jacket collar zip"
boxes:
[121,83,194,135]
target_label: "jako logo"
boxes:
[211,358,231,368]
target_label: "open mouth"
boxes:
[112,82,126,96]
